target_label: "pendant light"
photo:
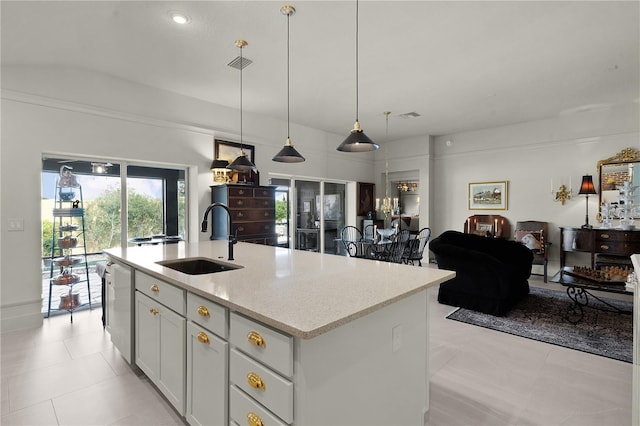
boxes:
[337,0,378,152]
[273,5,305,163]
[227,39,258,173]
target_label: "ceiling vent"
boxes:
[398,112,421,119]
[227,56,253,70]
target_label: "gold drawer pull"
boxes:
[601,234,610,239]
[247,412,264,426]
[238,226,245,232]
[238,212,244,217]
[239,189,245,195]
[247,331,266,348]
[150,308,159,315]
[151,284,159,293]
[197,332,210,345]
[237,200,244,206]
[600,245,609,250]
[247,372,266,391]
[197,306,210,318]
[264,212,269,217]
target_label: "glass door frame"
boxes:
[269,173,352,254]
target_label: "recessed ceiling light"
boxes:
[169,11,190,24]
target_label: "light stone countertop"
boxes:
[105,241,455,339]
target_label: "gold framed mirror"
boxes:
[597,147,640,220]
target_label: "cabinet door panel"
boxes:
[158,305,186,416]
[135,291,159,381]
[186,322,228,426]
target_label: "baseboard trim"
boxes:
[1,300,43,333]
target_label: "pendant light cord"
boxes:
[240,45,244,151]
[355,0,359,123]
[287,12,291,139]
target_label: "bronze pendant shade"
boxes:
[228,39,258,173]
[273,5,305,163]
[337,0,378,152]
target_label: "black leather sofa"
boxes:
[430,230,533,316]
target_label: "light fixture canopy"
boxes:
[91,162,111,174]
[337,0,378,152]
[273,5,305,163]
[227,39,258,173]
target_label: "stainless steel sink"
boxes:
[157,257,243,275]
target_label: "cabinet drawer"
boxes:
[230,313,293,377]
[135,271,185,315]
[596,230,640,242]
[233,222,276,237]
[228,186,254,197]
[232,209,276,222]
[254,187,275,198]
[229,197,275,209]
[230,349,293,424]
[596,241,639,255]
[230,385,287,426]
[187,292,227,338]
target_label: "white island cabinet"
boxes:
[104,241,455,425]
[135,271,186,416]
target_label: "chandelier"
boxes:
[376,112,398,222]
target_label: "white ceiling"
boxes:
[2,1,639,141]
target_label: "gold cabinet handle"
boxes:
[247,331,266,348]
[238,189,245,195]
[247,372,266,391]
[600,245,609,250]
[237,200,244,206]
[601,233,610,239]
[197,332,210,345]
[197,306,210,318]
[238,212,244,218]
[150,308,159,315]
[247,412,264,426]
[151,284,159,293]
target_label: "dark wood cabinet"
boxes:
[560,227,640,268]
[210,185,277,245]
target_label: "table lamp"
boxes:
[578,175,597,229]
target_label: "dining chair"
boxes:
[340,226,363,254]
[385,230,411,263]
[403,227,431,266]
[514,220,549,282]
[362,224,375,241]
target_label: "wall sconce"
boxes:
[551,178,572,205]
[91,162,111,174]
[210,159,230,184]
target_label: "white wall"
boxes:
[0,66,375,332]
[431,103,640,272]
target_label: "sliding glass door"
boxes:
[292,179,345,254]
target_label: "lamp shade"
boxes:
[578,175,597,195]
[227,152,256,172]
[273,139,305,163]
[337,121,379,152]
[210,159,229,170]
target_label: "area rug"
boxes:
[445,286,633,363]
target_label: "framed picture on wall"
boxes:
[357,182,375,216]
[215,139,259,185]
[468,181,508,210]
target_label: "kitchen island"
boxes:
[104,241,454,425]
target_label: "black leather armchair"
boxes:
[430,230,533,316]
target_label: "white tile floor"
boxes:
[1,276,633,425]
